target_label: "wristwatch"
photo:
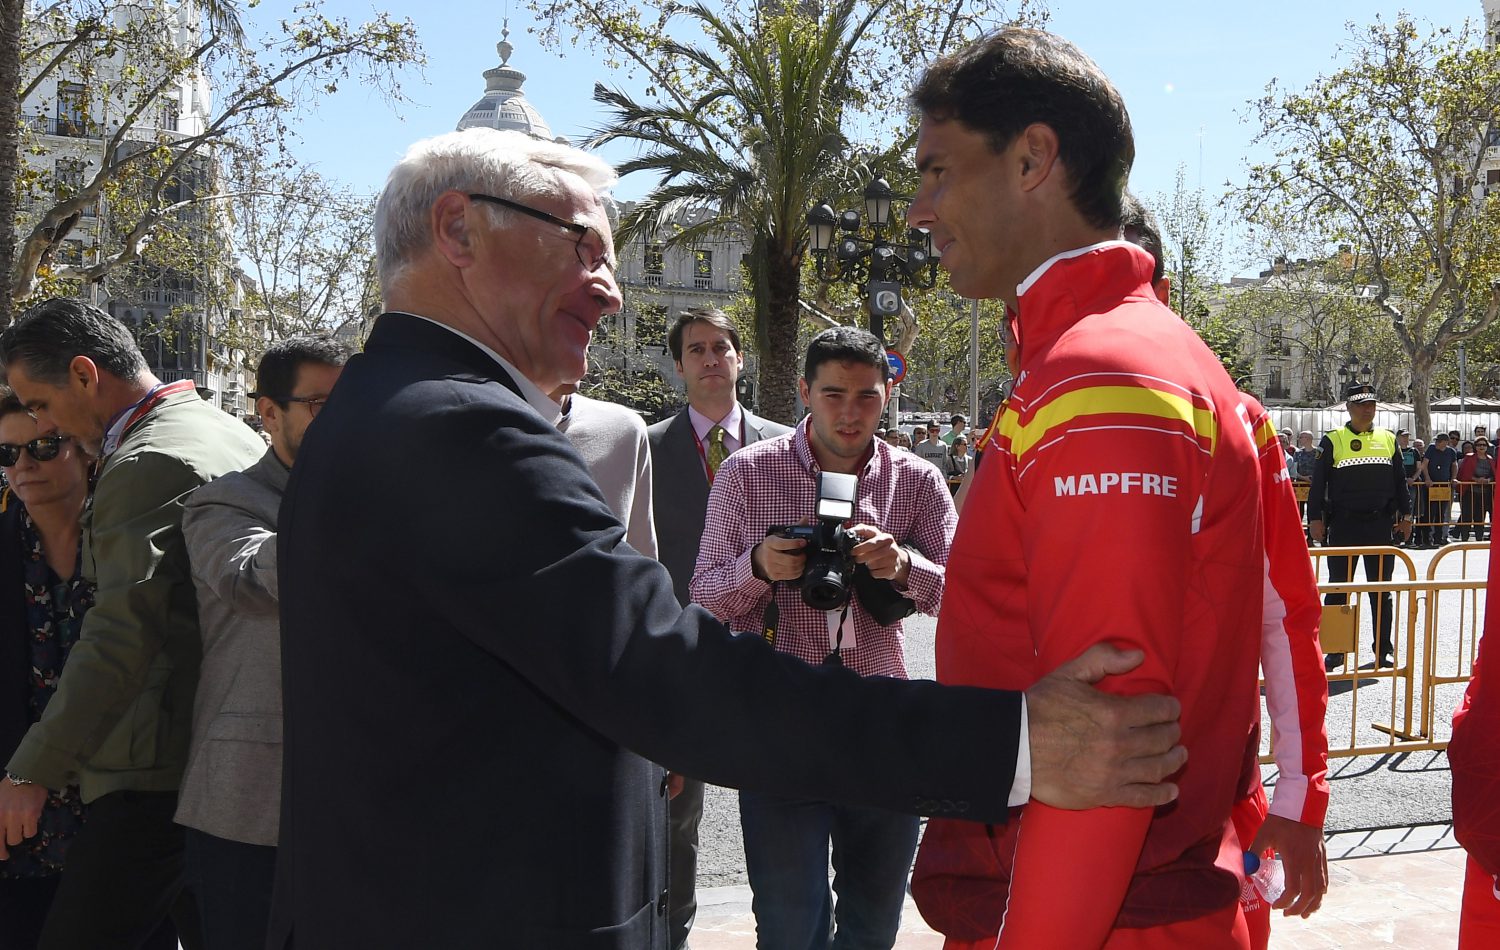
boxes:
[5,771,33,787]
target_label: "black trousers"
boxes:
[184,828,276,950]
[39,790,201,950]
[0,874,60,950]
[668,778,704,950]
[1325,513,1397,655]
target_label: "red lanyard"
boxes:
[112,379,196,443]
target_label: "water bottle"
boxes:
[1243,850,1286,904]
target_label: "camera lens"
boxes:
[802,555,851,611]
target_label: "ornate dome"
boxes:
[456,24,561,142]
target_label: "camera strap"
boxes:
[823,601,853,666]
[759,588,853,666]
[760,588,780,647]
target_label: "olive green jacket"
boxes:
[7,387,264,801]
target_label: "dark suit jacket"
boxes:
[647,407,789,605]
[269,313,1021,950]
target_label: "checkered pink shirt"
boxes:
[690,419,956,678]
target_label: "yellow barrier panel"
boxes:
[1261,544,1487,762]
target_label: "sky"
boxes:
[242,0,1490,275]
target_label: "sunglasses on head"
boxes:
[0,435,67,467]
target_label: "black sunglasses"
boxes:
[0,435,68,467]
[468,194,614,272]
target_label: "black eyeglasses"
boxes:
[0,436,67,467]
[468,194,614,272]
[280,396,329,417]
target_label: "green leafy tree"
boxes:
[9,0,422,317]
[225,153,381,349]
[536,0,1042,423]
[1233,14,1500,436]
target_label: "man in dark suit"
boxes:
[268,127,1189,950]
[647,308,788,949]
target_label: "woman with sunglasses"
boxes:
[0,393,153,947]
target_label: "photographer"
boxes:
[692,326,954,950]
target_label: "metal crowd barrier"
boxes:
[1292,479,1494,536]
[1262,543,1488,762]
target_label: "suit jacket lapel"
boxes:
[666,409,709,488]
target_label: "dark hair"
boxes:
[253,336,352,405]
[667,308,742,363]
[0,298,147,386]
[803,326,888,382]
[911,28,1134,230]
[0,390,30,423]
[1120,192,1166,286]
[950,414,967,426]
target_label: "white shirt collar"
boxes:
[1015,240,1136,298]
[688,403,743,443]
[398,313,562,425]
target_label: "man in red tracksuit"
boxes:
[908,29,1276,948]
[1450,550,1500,948]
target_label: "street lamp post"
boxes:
[1336,357,1372,403]
[807,178,942,428]
[806,178,942,346]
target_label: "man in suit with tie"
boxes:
[266,126,1189,950]
[647,308,788,948]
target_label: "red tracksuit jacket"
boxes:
[914,242,1268,947]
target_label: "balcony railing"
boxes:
[694,275,712,290]
[27,114,92,137]
[643,272,662,288]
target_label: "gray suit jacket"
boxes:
[176,447,287,846]
[647,407,789,605]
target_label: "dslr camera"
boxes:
[769,472,861,611]
[768,472,917,624]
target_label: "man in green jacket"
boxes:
[0,298,264,948]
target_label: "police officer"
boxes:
[1308,383,1411,671]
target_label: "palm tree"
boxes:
[590,0,889,424]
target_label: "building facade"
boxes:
[19,0,252,413]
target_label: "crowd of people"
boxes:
[1279,422,1495,547]
[877,415,972,491]
[0,21,1493,950]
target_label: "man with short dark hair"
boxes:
[693,326,956,949]
[908,29,1274,947]
[913,420,950,469]
[0,297,265,947]
[176,337,349,950]
[1425,432,1459,546]
[646,307,786,948]
[941,413,967,445]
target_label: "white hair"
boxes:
[373,128,618,294]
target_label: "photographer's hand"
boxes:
[752,535,807,582]
[849,525,910,585]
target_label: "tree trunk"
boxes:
[1409,351,1436,440]
[758,245,803,425]
[0,0,23,327]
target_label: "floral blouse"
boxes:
[0,506,92,879]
